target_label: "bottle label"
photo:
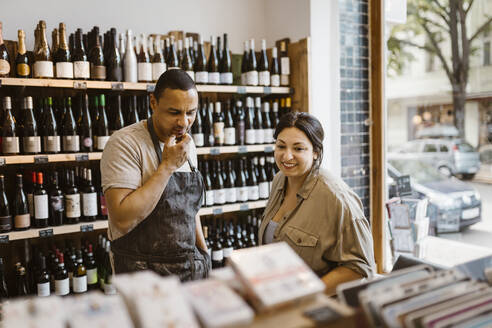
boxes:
[82,136,93,148]
[43,136,61,153]
[248,186,260,201]
[212,250,223,261]
[192,133,204,147]
[245,129,256,144]
[240,72,247,86]
[281,74,289,86]
[63,135,80,152]
[100,194,108,216]
[255,129,265,144]
[246,71,258,86]
[237,187,249,202]
[55,278,70,296]
[208,72,220,84]
[186,70,195,81]
[82,192,98,216]
[73,275,87,293]
[236,121,245,145]
[23,136,41,153]
[55,62,74,79]
[264,129,274,144]
[27,193,34,218]
[281,57,290,75]
[2,136,19,154]
[87,268,97,284]
[259,182,270,199]
[0,59,10,75]
[0,215,11,231]
[90,64,107,80]
[73,61,90,79]
[259,71,270,86]
[34,194,49,219]
[137,62,152,82]
[96,135,110,151]
[37,282,50,297]
[213,122,225,145]
[205,190,214,206]
[152,63,167,81]
[14,213,30,229]
[271,74,280,87]
[195,71,208,84]
[33,61,54,78]
[220,72,233,84]
[50,195,64,212]
[223,247,233,258]
[225,187,237,203]
[224,127,236,145]
[16,63,30,77]
[214,189,226,205]
[66,193,81,218]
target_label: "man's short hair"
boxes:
[153,69,197,101]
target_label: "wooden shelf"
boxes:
[0,78,292,94]
[0,152,102,165]
[196,144,275,155]
[0,200,267,242]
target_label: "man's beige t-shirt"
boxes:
[100,120,198,241]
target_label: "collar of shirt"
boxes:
[274,168,320,200]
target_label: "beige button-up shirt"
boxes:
[259,168,376,278]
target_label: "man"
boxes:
[101,69,210,281]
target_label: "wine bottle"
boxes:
[246,39,258,86]
[191,100,204,147]
[109,95,125,134]
[203,161,214,207]
[107,28,122,81]
[0,258,8,300]
[207,36,220,85]
[213,101,225,146]
[82,169,97,222]
[240,41,249,86]
[194,35,208,84]
[72,29,90,80]
[16,265,29,296]
[49,171,64,226]
[65,169,81,224]
[204,99,214,147]
[54,253,69,296]
[219,33,233,85]
[0,175,11,233]
[0,22,10,77]
[247,159,259,201]
[85,244,98,290]
[62,97,80,152]
[54,23,74,79]
[118,33,125,59]
[254,97,264,144]
[123,29,137,82]
[22,96,42,154]
[137,33,152,82]
[102,241,115,295]
[13,174,30,231]
[189,37,196,66]
[236,159,249,203]
[78,94,93,152]
[34,172,48,228]
[213,162,226,205]
[258,157,270,199]
[166,37,179,70]
[224,100,236,146]
[95,94,109,151]
[89,27,106,81]
[73,251,87,294]
[16,29,30,78]
[270,46,280,87]
[177,39,183,66]
[245,97,256,145]
[52,28,59,59]
[203,225,211,256]
[163,37,169,61]
[42,96,61,153]
[271,99,279,128]
[211,229,224,269]
[36,256,50,297]
[222,224,234,264]
[258,39,270,86]
[280,41,290,86]
[225,160,237,204]
[235,100,245,146]
[151,36,166,82]
[216,36,222,62]
[182,37,194,81]
[127,95,140,125]
[2,96,20,155]
[262,101,274,144]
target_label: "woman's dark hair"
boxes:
[153,69,196,101]
[274,111,324,168]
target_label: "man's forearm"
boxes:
[321,266,363,296]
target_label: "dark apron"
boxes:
[111,116,211,281]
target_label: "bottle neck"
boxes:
[18,33,26,55]
[59,28,69,50]
[40,27,48,47]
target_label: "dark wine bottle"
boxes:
[213,162,226,205]
[109,95,125,134]
[137,33,152,82]
[224,100,236,146]
[65,169,81,224]
[82,169,97,222]
[235,100,245,146]
[0,175,11,233]
[254,97,264,144]
[204,100,214,147]
[151,36,166,82]
[36,256,50,297]
[213,101,225,146]
[245,97,256,145]
[194,35,208,84]
[49,171,64,226]
[34,172,48,228]
[241,40,249,86]
[182,37,194,81]
[73,251,87,294]
[247,158,259,201]
[95,94,109,151]
[262,101,274,144]
[219,33,232,85]
[42,97,61,154]
[16,29,30,78]
[280,41,290,86]
[126,95,139,126]
[16,265,29,297]
[2,96,20,155]
[258,157,270,199]
[89,26,106,81]
[246,39,258,86]
[207,36,220,85]
[0,22,10,77]
[62,97,80,153]
[78,94,93,152]
[203,161,214,207]
[72,29,90,80]
[85,244,98,290]
[107,28,122,82]
[225,160,237,204]
[258,39,270,86]
[270,46,280,87]
[166,37,179,70]
[191,100,204,147]
[54,253,69,296]
[22,96,41,154]
[53,23,73,79]
[13,174,30,231]
[211,229,224,269]
[236,159,249,203]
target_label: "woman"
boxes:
[259,111,376,294]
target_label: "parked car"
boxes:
[387,158,482,232]
[390,138,480,180]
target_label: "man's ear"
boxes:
[149,93,158,113]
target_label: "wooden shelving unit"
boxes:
[196,144,274,155]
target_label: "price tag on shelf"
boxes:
[39,229,53,238]
[237,86,247,94]
[213,208,223,215]
[238,146,248,153]
[263,87,272,95]
[264,146,274,152]
[0,235,9,244]
[210,148,220,155]
[240,204,249,211]
[34,155,48,164]
[75,154,89,162]
[111,82,124,91]
[80,224,94,232]
[0,158,5,166]
[146,84,155,92]
[73,81,87,90]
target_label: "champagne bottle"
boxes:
[194,35,208,84]
[182,37,194,81]
[235,100,245,146]
[236,159,249,202]
[16,29,30,78]
[78,94,93,152]
[42,96,61,153]
[36,256,50,297]
[258,39,270,86]
[54,253,69,296]
[207,36,220,85]
[34,172,49,228]
[109,95,124,134]
[166,37,179,70]
[65,169,80,224]
[0,175,11,233]
[89,27,106,81]
[73,251,87,294]
[13,174,30,231]
[151,36,166,82]
[224,100,236,145]
[254,97,264,144]
[33,21,54,78]
[49,171,64,226]
[52,28,59,59]
[82,169,97,222]
[245,97,256,145]
[72,29,90,80]
[62,97,80,152]
[2,96,20,155]
[280,41,290,86]
[270,46,280,87]
[22,96,41,154]
[95,94,109,151]
[246,39,258,86]
[123,30,137,82]
[240,40,249,86]
[107,28,122,81]
[0,22,10,77]
[191,100,204,147]
[54,23,74,79]
[219,33,233,85]
[213,101,225,146]
[137,33,152,82]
